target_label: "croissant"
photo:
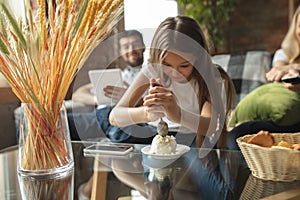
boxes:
[247,131,300,151]
[247,130,274,147]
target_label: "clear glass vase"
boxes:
[18,168,74,200]
[18,101,74,177]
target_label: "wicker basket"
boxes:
[237,133,300,182]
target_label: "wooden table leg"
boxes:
[91,158,109,200]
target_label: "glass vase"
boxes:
[18,101,74,177]
[18,168,74,200]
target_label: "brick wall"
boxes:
[218,0,300,54]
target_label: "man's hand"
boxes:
[103,85,127,102]
[72,83,97,105]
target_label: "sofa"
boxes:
[212,50,272,107]
[0,87,20,150]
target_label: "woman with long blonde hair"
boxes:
[227,7,300,150]
[266,6,300,91]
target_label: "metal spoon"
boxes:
[157,117,168,137]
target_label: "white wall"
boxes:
[124,0,178,62]
[1,0,25,20]
[0,0,25,85]
[124,0,178,30]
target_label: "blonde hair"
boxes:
[149,16,236,148]
[281,6,300,63]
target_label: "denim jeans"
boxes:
[180,149,250,200]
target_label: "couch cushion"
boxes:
[212,51,271,106]
[228,82,300,127]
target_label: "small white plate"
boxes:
[141,144,190,160]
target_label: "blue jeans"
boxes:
[180,149,249,200]
[67,106,157,143]
[68,105,196,145]
[67,111,104,140]
[226,120,300,150]
[95,106,158,144]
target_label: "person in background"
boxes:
[68,30,145,141]
[109,15,236,148]
[71,29,145,105]
[227,7,300,150]
[266,5,300,91]
[75,30,145,200]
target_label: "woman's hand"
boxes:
[284,82,300,92]
[266,63,300,82]
[266,66,289,82]
[143,85,181,123]
[281,70,300,92]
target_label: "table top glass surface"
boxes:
[0,140,300,200]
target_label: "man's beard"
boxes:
[125,56,144,67]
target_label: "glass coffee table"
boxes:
[1,140,300,200]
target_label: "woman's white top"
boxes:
[141,64,200,133]
[272,49,288,65]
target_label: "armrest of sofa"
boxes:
[64,100,96,113]
[13,100,96,135]
[0,87,20,149]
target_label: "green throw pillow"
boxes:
[228,82,300,127]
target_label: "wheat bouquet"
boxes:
[0,0,123,171]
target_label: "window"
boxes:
[124,0,178,62]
